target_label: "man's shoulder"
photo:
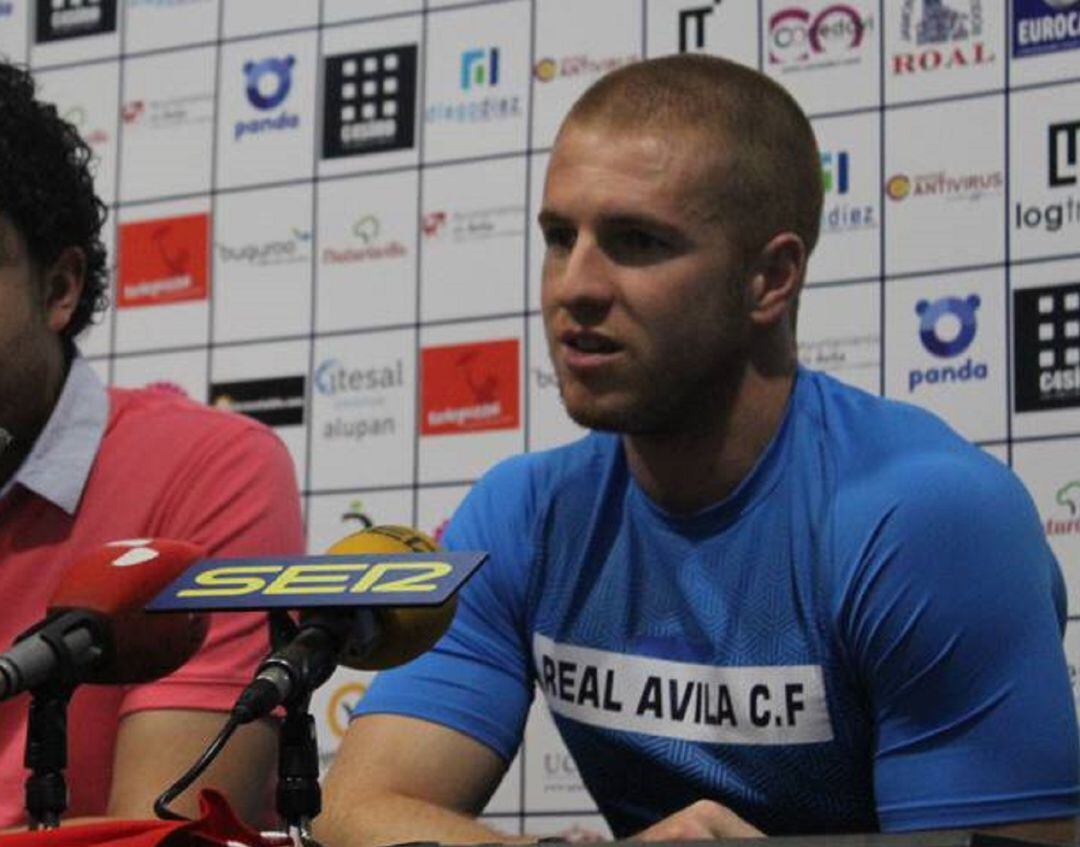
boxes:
[801,369,997,484]
[106,385,272,444]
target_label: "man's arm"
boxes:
[316,714,526,847]
[106,421,305,822]
[840,451,1080,831]
[106,711,277,822]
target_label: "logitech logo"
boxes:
[245,55,295,110]
[909,294,988,391]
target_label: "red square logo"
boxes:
[421,339,520,436]
[117,213,210,308]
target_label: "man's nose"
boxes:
[549,236,614,324]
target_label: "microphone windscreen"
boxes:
[327,526,457,670]
[49,539,211,684]
[49,539,206,615]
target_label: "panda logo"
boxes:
[244,55,296,111]
[915,294,980,358]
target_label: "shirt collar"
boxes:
[0,355,109,515]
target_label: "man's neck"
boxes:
[0,342,71,493]
[622,362,796,516]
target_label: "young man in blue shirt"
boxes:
[318,54,1079,845]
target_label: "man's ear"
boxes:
[41,246,86,335]
[747,232,806,328]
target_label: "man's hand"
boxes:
[634,800,763,841]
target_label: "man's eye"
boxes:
[619,230,665,252]
[543,227,575,251]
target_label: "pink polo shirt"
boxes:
[0,360,305,826]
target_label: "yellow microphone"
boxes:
[325,525,458,670]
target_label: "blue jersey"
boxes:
[356,369,1079,835]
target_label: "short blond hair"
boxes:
[563,54,822,264]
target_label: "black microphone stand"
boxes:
[268,611,324,847]
[24,679,76,829]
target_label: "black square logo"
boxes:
[1014,282,1080,412]
[322,45,417,160]
[35,0,116,43]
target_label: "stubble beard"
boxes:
[556,349,748,437]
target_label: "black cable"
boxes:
[153,712,242,821]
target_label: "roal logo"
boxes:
[769,4,871,69]
[461,48,499,90]
[1046,480,1080,537]
[327,682,368,740]
[235,55,300,141]
[908,294,988,392]
[893,0,993,75]
[1013,0,1080,59]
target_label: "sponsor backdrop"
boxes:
[3,0,1080,835]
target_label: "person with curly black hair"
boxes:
[0,60,305,827]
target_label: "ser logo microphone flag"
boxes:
[146,551,487,611]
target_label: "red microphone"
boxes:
[0,539,210,699]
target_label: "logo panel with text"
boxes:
[1014,282,1080,412]
[909,293,988,392]
[892,0,994,77]
[148,551,488,610]
[36,0,116,42]
[323,45,417,159]
[421,339,520,436]
[117,213,210,308]
[1013,0,1080,58]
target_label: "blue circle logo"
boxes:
[915,294,980,358]
[243,55,295,111]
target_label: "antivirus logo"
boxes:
[245,56,295,110]
[916,294,980,357]
[909,294,988,392]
